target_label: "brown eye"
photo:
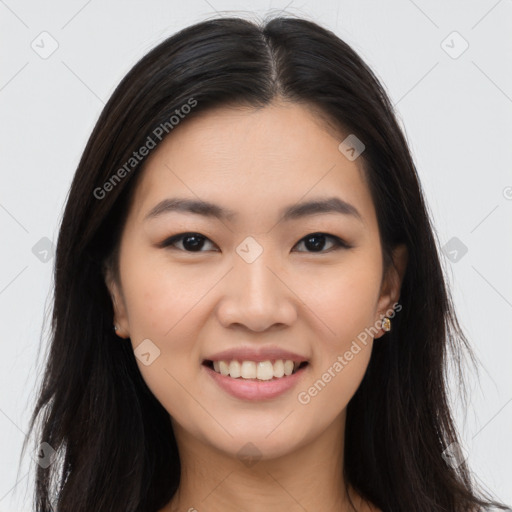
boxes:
[293,233,350,253]
[159,231,351,254]
[160,233,218,252]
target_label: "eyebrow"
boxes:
[144,196,363,223]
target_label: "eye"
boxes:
[159,231,351,253]
[293,232,351,253]
[159,232,218,252]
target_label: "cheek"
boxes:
[294,253,381,409]
[299,344,372,419]
[117,249,209,397]
[296,252,382,346]
[119,258,207,420]
[120,245,215,339]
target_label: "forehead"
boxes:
[128,101,376,230]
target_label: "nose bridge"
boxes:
[234,235,279,302]
[216,235,296,330]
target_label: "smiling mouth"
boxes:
[202,359,309,381]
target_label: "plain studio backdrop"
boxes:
[1,0,511,510]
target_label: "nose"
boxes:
[215,246,298,332]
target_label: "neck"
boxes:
[163,410,367,512]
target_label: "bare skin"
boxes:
[106,100,406,511]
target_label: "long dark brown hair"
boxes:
[22,15,509,512]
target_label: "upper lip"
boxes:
[204,346,309,363]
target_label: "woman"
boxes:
[23,15,509,512]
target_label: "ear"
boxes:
[104,265,130,339]
[374,243,408,339]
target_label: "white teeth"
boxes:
[256,361,274,381]
[229,360,241,378]
[273,359,284,378]
[240,361,257,379]
[219,361,229,376]
[209,358,305,380]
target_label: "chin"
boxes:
[193,416,313,461]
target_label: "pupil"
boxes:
[183,234,204,251]
[305,233,325,252]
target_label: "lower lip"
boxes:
[203,364,308,401]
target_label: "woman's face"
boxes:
[107,101,406,460]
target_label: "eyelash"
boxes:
[158,232,352,254]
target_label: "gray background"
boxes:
[1,0,511,509]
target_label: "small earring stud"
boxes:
[114,325,119,332]
[382,317,391,332]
